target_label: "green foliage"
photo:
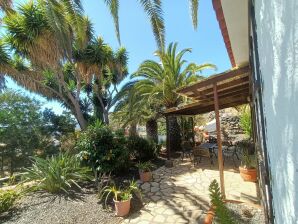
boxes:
[239,106,252,137]
[209,180,236,224]
[42,108,76,138]
[0,189,20,213]
[104,0,200,49]
[23,154,91,193]
[76,123,130,174]
[0,90,78,174]
[100,180,140,206]
[0,90,47,173]
[4,175,17,186]
[127,136,157,162]
[136,161,155,172]
[133,42,216,109]
[157,120,166,135]
[1,1,128,128]
[180,117,195,141]
[240,146,257,169]
[60,132,80,154]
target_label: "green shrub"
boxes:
[23,154,91,193]
[209,180,235,224]
[127,136,157,162]
[0,189,19,213]
[240,148,257,169]
[76,124,131,174]
[239,106,252,137]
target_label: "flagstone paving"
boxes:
[123,158,258,224]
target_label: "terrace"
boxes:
[125,158,261,223]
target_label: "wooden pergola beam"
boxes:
[165,95,249,115]
[195,86,249,101]
[176,65,250,94]
[188,76,249,98]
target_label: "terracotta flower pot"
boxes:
[113,198,131,217]
[139,170,152,182]
[239,166,257,182]
[204,208,215,224]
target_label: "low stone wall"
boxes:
[206,109,245,141]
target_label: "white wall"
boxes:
[255,0,298,223]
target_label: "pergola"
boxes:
[165,64,251,198]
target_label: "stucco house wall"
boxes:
[254,0,298,223]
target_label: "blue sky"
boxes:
[6,0,230,114]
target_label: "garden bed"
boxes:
[211,201,265,224]
[0,186,122,224]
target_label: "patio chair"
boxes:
[193,146,214,166]
[181,140,193,161]
[222,140,240,167]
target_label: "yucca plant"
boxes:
[23,154,92,193]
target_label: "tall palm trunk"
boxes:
[166,115,181,153]
[146,118,158,143]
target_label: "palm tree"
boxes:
[103,0,199,49]
[1,1,127,129]
[0,0,13,91]
[113,81,161,141]
[133,42,216,152]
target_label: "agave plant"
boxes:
[23,154,92,193]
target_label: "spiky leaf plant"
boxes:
[99,180,141,208]
[23,154,91,193]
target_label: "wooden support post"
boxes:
[213,84,226,198]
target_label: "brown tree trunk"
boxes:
[66,92,88,130]
[73,102,88,130]
[166,115,181,152]
[129,123,137,136]
[146,118,158,143]
[103,110,109,125]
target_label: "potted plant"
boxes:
[204,180,238,224]
[136,161,155,182]
[100,180,140,217]
[239,145,257,182]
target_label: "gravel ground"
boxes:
[0,188,122,224]
[214,202,265,224]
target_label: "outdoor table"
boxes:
[199,142,218,157]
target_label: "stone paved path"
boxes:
[123,158,258,224]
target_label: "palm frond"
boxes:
[138,0,165,50]
[189,0,199,30]
[104,0,120,44]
